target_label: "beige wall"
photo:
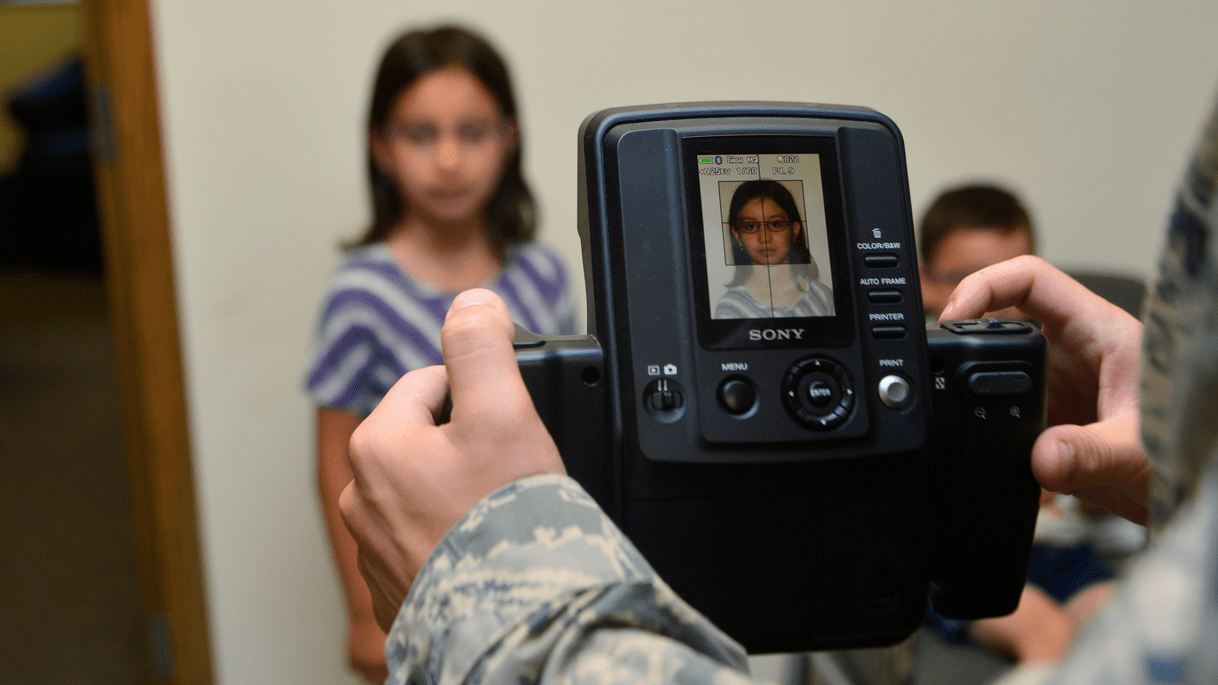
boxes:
[0,3,81,174]
[147,1,1218,682]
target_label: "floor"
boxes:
[0,268,149,684]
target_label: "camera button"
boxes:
[839,386,855,411]
[806,380,834,407]
[819,413,846,429]
[642,378,686,423]
[871,325,907,339]
[783,357,855,430]
[942,318,1034,335]
[966,371,1033,396]
[863,254,900,268]
[878,374,913,409]
[867,289,903,304]
[717,378,757,416]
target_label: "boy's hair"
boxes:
[351,25,535,253]
[918,184,1035,264]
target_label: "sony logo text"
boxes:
[749,328,806,341]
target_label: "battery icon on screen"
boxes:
[699,156,715,164]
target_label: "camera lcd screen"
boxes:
[686,137,852,349]
[697,154,834,319]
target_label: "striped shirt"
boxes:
[714,278,834,318]
[306,241,576,416]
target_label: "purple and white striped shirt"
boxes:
[306,241,577,415]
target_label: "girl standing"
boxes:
[305,25,575,681]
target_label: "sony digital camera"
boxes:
[513,103,1044,653]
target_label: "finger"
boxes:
[447,287,516,337]
[1068,485,1149,526]
[440,289,533,424]
[939,255,1102,328]
[337,482,364,539]
[356,551,403,632]
[1033,421,1147,492]
[346,366,449,490]
[1031,421,1150,522]
[338,483,383,567]
[374,365,451,427]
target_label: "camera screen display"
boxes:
[694,153,836,321]
[686,137,852,349]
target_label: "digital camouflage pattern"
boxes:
[386,474,752,685]
[1009,89,1218,685]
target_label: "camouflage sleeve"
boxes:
[384,473,756,685]
[994,453,1218,685]
[996,88,1218,685]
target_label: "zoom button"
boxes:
[966,371,1032,396]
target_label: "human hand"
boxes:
[339,288,565,631]
[968,585,1075,664]
[347,614,388,682]
[940,256,1150,523]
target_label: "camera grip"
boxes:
[926,320,1046,619]
[512,324,610,507]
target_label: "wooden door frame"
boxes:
[80,1,213,682]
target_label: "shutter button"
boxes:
[878,374,913,409]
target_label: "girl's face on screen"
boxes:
[734,197,802,265]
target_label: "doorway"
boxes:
[1,1,213,682]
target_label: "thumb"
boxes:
[440,289,532,426]
[440,289,564,481]
[1031,420,1149,523]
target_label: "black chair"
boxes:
[1,55,100,271]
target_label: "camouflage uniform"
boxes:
[387,95,1218,685]
[1001,92,1218,685]
[385,474,753,685]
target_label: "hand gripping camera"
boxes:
[514,103,1044,653]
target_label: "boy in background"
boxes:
[919,184,1036,318]
[919,183,1117,665]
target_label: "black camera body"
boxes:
[514,103,1043,653]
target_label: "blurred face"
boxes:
[371,66,516,226]
[732,197,803,266]
[920,226,1033,317]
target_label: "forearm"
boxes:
[968,585,1075,664]
[386,474,753,685]
[317,407,378,622]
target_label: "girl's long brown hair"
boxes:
[350,25,535,255]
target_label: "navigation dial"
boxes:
[782,357,855,430]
